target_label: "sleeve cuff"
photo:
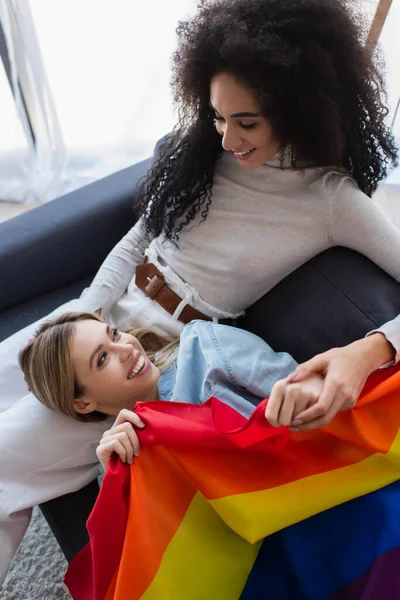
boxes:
[78,286,111,314]
[366,319,400,366]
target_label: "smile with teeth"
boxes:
[127,355,145,379]
[234,148,256,156]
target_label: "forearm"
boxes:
[330,181,400,367]
[80,218,154,313]
[352,332,396,372]
[369,316,400,364]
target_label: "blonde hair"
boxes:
[18,312,178,422]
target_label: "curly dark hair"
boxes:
[136,0,398,243]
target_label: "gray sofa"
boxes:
[0,158,150,340]
[1,154,400,562]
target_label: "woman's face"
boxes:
[70,320,160,416]
[210,72,280,169]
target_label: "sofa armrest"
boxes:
[0,158,151,312]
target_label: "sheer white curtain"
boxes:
[0,0,67,203]
[0,0,197,203]
[0,0,398,205]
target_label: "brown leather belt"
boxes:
[136,261,213,325]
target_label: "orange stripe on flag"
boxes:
[111,446,197,599]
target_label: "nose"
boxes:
[115,342,134,363]
[221,123,244,152]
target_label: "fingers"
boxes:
[287,355,328,383]
[276,394,296,427]
[113,409,145,429]
[278,387,311,426]
[97,411,145,472]
[101,423,140,458]
[285,345,369,432]
[291,376,339,425]
[265,379,286,427]
[291,394,343,432]
[292,371,359,426]
[96,439,130,471]
[266,378,316,427]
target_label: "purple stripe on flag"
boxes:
[330,547,400,600]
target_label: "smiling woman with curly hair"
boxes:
[137,0,397,242]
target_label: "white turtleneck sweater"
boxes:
[81,150,400,356]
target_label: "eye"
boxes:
[240,122,258,130]
[97,352,107,368]
[111,327,120,341]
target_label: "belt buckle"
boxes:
[144,273,165,299]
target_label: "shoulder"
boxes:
[323,169,376,218]
[180,320,273,371]
[321,168,363,201]
[180,320,262,347]
[322,168,384,244]
[305,166,358,198]
[314,167,375,226]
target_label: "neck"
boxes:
[135,384,159,405]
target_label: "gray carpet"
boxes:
[0,508,71,600]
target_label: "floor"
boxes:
[0,508,71,600]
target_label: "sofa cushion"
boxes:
[0,159,150,314]
[241,247,400,363]
[0,277,92,343]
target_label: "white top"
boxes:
[81,150,400,357]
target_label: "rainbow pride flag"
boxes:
[66,364,400,600]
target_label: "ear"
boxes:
[73,397,98,415]
[94,308,102,316]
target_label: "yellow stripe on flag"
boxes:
[210,428,400,543]
[140,491,260,600]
